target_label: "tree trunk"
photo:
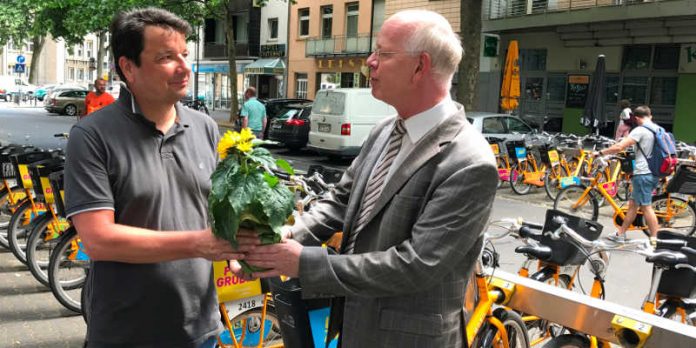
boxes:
[456,0,482,112]
[97,31,107,80]
[28,36,45,85]
[226,4,239,123]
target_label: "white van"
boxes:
[308,88,396,157]
[0,75,35,101]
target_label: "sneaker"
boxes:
[607,233,626,243]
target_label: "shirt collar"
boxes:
[401,96,458,144]
[117,82,190,133]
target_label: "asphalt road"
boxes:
[0,103,656,347]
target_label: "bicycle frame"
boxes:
[467,265,515,348]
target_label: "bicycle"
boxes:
[541,216,696,347]
[554,155,696,237]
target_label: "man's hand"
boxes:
[195,228,250,261]
[244,239,304,278]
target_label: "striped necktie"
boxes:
[344,119,406,254]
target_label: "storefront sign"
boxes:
[680,44,696,73]
[260,44,286,58]
[317,57,367,70]
[566,74,590,108]
[192,63,247,74]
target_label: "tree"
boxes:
[457,0,483,112]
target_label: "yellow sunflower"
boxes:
[217,130,240,160]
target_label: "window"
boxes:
[622,76,648,104]
[650,77,677,105]
[482,117,505,134]
[296,73,308,99]
[345,3,359,37]
[298,8,310,37]
[605,75,620,104]
[622,46,651,70]
[69,68,75,80]
[505,117,532,134]
[547,75,566,102]
[525,77,544,101]
[653,45,679,70]
[86,41,93,58]
[77,69,84,81]
[268,18,278,40]
[520,49,546,71]
[321,6,333,39]
[77,44,83,58]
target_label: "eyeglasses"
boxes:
[370,49,417,61]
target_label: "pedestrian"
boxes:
[595,105,660,243]
[240,87,266,139]
[235,9,498,347]
[64,8,246,348]
[614,99,632,140]
[82,77,115,119]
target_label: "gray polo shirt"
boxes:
[64,87,222,347]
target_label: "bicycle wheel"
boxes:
[483,308,530,348]
[48,227,88,313]
[542,334,590,348]
[0,187,19,248]
[7,200,40,264]
[224,308,283,347]
[510,162,533,195]
[616,176,631,202]
[526,274,571,342]
[495,157,506,189]
[544,164,569,201]
[26,215,63,287]
[652,194,696,236]
[554,185,599,221]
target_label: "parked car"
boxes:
[466,112,535,142]
[43,85,87,108]
[34,84,58,101]
[307,88,396,157]
[268,102,313,150]
[0,76,35,101]
[260,98,312,139]
[45,89,88,116]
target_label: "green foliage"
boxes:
[208,130,295,273]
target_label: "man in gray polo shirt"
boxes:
[64,8,244,348]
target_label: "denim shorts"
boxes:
[631,174,659,206]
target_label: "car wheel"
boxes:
[65,104,78,116]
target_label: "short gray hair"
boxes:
[390,10,463,82]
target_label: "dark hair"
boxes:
[619,99,630,109]
[633,105,651,118]
[110,7,191,82]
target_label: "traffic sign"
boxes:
[14,63,25,74]
[16,55,25,64]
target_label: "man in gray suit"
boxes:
[239,9,498,347]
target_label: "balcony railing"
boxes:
[204,42,255,59]
[305,34,374,57]
[485,0,677,20]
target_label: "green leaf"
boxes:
[263,172,279,188]
[275,159,295,175]
[248,147,276,169]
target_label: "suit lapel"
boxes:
[367,107,468,226]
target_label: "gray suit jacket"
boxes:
[291,104,498,347]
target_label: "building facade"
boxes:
[482,0,696,140]
[287,0,381,100]
[1,37,62,86]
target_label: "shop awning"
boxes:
[243,58,286,75]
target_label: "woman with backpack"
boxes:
[614,99,632,140]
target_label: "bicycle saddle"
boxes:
[515,245,552,261]
[646,251,689,267]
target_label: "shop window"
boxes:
[622,45,651,70]
[524,77,544,101]
[321,6,333,39]
[298,8,310,37]
[345,3,359,38]
[605,75,619,104]
[520,49,546,71]
[650,77,677,106]
[621,76,648,105]
[268,18,278,40]
[547,75,566,102]
[653,45,679,70]
[296,73,308,99]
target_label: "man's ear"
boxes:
[413,51,431,81]
[118,56,135,85]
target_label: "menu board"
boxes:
[566,75,590,108]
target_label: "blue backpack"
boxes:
[636,124,677,177]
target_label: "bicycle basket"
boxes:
[665,165,696,195]
[505,140,527,160]
[656,230,696,298]
[540,209,604,266]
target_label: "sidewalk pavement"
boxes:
[208,109,236,130]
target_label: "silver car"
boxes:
[466,112,534,141]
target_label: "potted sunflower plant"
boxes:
[208,128,295,273]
